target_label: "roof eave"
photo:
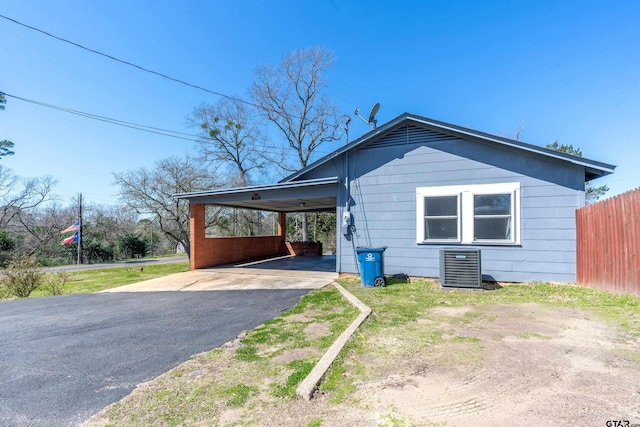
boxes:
[174,176,340,200]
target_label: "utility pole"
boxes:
[78,193,83,265]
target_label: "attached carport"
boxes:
[174,177,339,270]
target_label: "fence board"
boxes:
[577,188,640,296]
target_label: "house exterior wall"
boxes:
[297,123,586,282]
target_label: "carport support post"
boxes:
[278,212,286,237]
[189,203,206,270]
[278,212,287,254]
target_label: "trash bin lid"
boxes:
[355,247,387,253]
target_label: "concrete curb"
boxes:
[296,282,372,400]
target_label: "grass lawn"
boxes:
[0,261,190,300]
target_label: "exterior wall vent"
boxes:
[439,248,482,288]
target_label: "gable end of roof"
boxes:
[281,113,615,183]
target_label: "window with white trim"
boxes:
[416,183,520,245]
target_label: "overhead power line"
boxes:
[2,92,332,155]
[0,14,350,147]
[0,13,259,110]
[5,93,199,142]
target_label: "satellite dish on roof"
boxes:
[368,103,380,124]
[354,102,381,129]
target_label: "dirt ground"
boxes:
[232,303,640,426]
[87,302,640,426]
[359,303,640,426]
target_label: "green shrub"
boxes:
[117,233,148,259]
[0,230,16,268]
[0,283,11,299]
[84,239,114,263]
[0,230,15,252]
[2,255,44,298]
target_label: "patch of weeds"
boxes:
[303,418,324,427]
[197,348,224,362]
[155,390,174,400]
[460,310,482,322]
[147,389,188,426]
[270,359,315,399]
[621,348,640,366]
[235,345,261,362]
[377,413,416,427]
[312,333,339,349]
[221,384,259,407]
[452,335,480,343]
[240,286,359,360]
[287,287,345,315]
[242,318,300,348]
[320,352,357,404]
[520,332,552,340]
[159,410,186,426]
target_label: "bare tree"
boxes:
[251,47,343,240]
[187,98,267,186]
[13,202,71,259]
[114,155,222,258]
[0,166,56,229]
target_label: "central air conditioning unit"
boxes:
[439,248,482,288]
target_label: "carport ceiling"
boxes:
[174,177,339,213]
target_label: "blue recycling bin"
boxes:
[356,247,386,287]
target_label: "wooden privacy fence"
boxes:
[576,188,640,296]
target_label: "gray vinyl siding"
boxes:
[299,123,586,283]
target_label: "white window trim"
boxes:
[416,182,520,245]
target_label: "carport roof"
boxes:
[174,176,339,212]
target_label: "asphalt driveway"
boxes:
[0,256,337,427]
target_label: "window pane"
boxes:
[425,196,458,216]
[425,218,458,240]
[474,218,511,240]
[474,194,511,215]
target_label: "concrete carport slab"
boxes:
[101,255,338,293]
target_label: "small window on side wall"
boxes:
[424,195,459,241]
[416,183,520,245]
[473,193,512,241]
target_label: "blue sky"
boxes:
[1,0,638,205]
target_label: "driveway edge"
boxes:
[296,282,371,401]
